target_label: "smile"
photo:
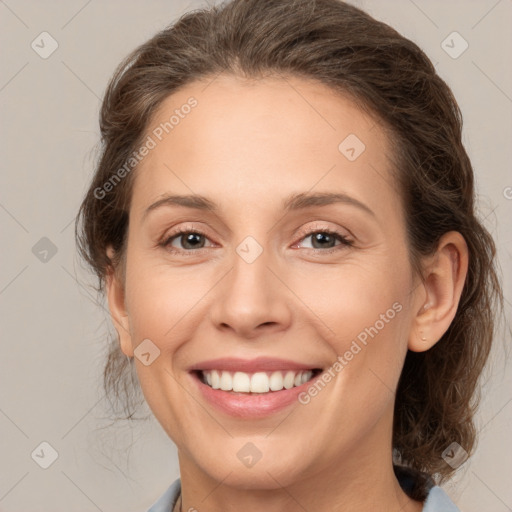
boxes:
[187,357,325,418]
[197,369,321,393]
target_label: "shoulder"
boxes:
[422,485,462,512]
[394,465,462,511]
[146,478,181,512]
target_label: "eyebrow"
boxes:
[142,191,375,220]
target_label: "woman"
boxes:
[76,0,503,510]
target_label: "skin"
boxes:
[106,74,468,512]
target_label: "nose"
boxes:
[208,246,293,340]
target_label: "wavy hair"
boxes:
[75,0,503,490]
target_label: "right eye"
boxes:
[162,228,215,253]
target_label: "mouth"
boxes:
[192,368,323,394]
[187,357,326,418]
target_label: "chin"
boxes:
[192,441,313,490]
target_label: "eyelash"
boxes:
[293,226,354,253]
[160,225,353,256]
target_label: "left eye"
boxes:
[296,230,351,250]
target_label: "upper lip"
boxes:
[188,357,322,373]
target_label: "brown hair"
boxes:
[76,0,503,489]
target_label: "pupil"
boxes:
[183,233,203,249]
[312,232,334,249]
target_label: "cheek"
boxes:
[290,253,410,340]
[123,249,210,345]
[122,253,210,442]
[286,254,412,400]
[286,262,411,445]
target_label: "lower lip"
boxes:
[190,371,321,418]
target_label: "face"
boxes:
[109,74,425,489]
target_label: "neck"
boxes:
[176,411,423,512]
[177,464,422,512]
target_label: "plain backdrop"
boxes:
[0,0,511,510]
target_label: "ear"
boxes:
[105,246,134,357]
[408,231,469,352]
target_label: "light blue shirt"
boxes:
[146,477,461,511]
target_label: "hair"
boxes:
[75,0,503,495]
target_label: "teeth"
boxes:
[283,371,295,389]
[269,371,283,391]
[220,371,233,391]
[250,372,269,393]
[211,370,220,389]
[201,369,314,393]
[232,371,250,392]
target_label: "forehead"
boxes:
[131,73,398,220]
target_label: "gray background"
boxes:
[0,0,511,510]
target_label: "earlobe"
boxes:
[105,246,134,358]
[408,231,469,353]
